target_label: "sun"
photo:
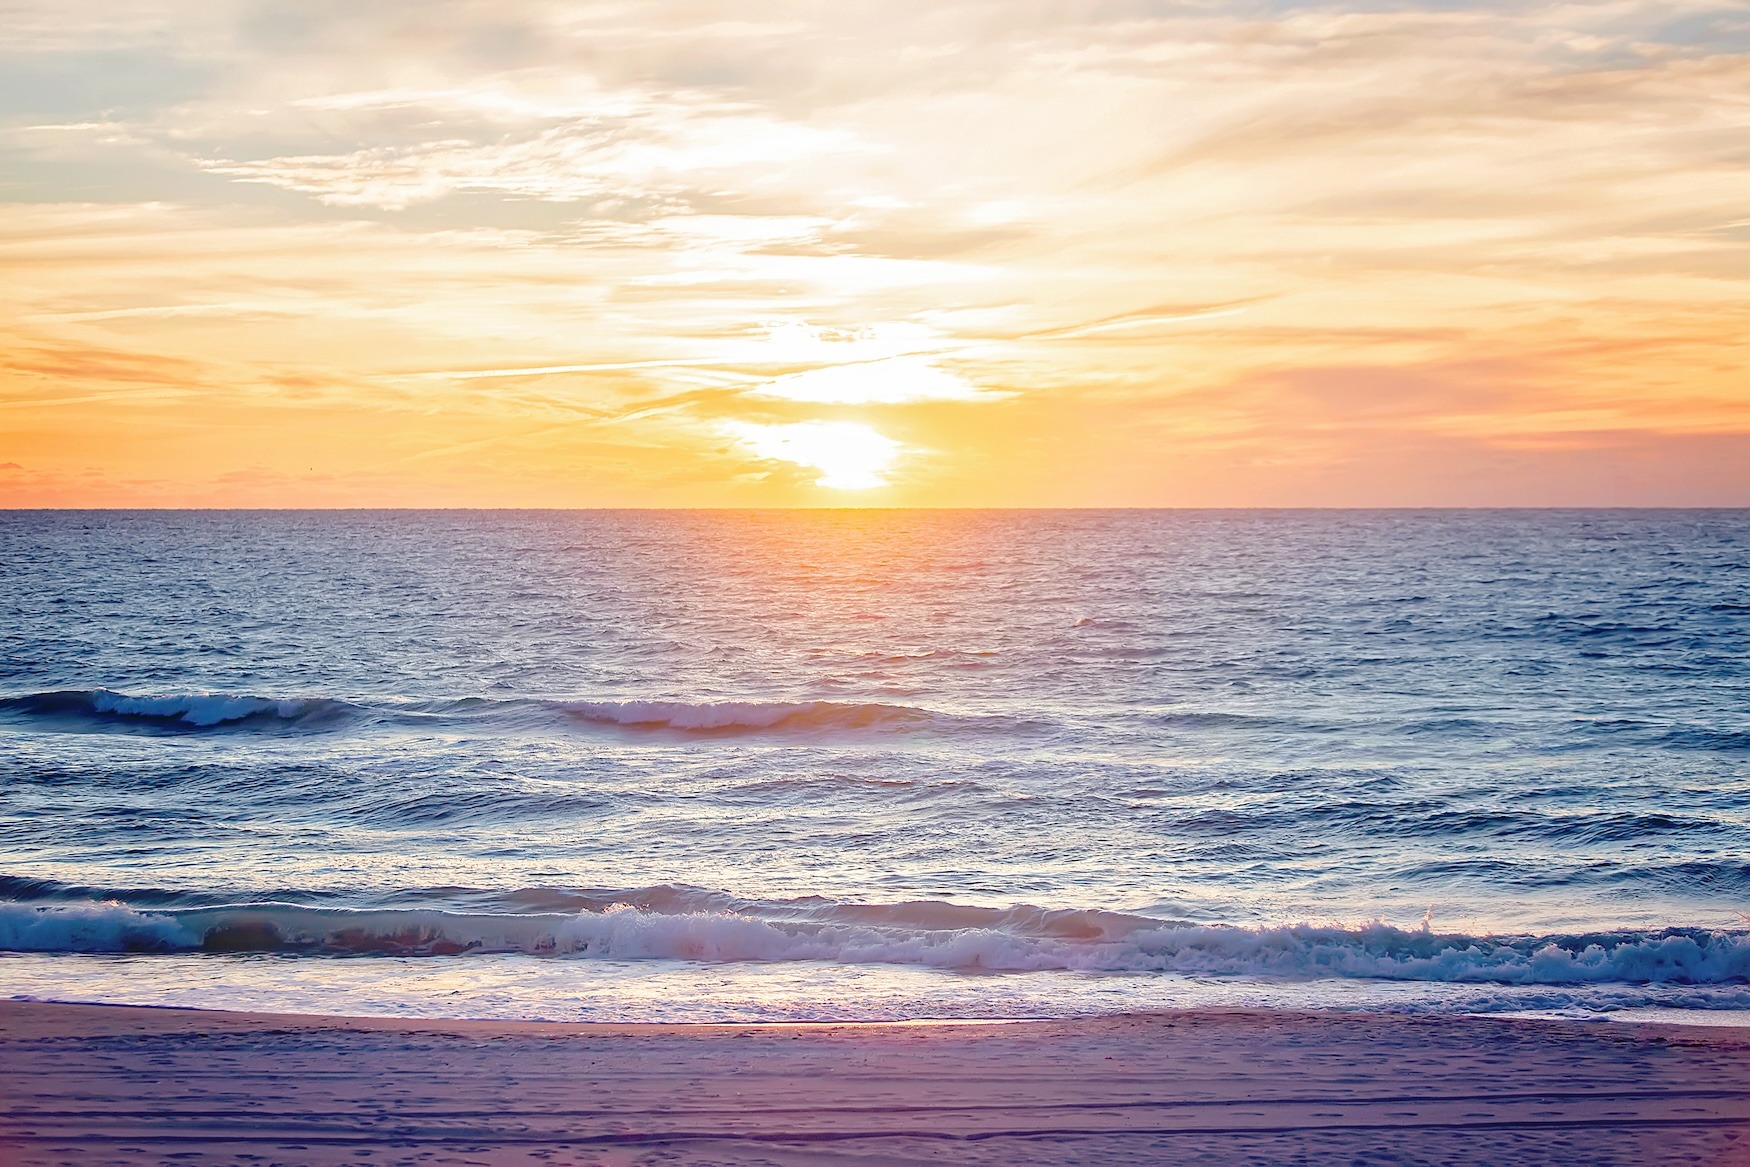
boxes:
[727,421,902,490]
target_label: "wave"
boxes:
[2,890,1746,986]
[0,689,363,731]
[554,699,934,734]
[0,689,989,738]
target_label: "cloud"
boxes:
[1026,302,1258,341]
[199,92,864,210]
[1,342,206,390]
[0,0,1746,504]
[750,356,992,405]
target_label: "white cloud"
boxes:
[200,98,864,210]
[751,355,991,404]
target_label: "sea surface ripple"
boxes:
[1,509,1746,1021]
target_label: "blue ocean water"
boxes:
[1,509,1746,1022]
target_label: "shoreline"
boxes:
[5,1000,1750,1164]
[0,995,1047,1038]
[9,992,1750,1032]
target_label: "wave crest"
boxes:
[0,689,360,730]
[0,689,985,738]
[2,894,1746,986]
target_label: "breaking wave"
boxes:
[0,689,363,731]
[0,689,990,738]
[2,891,1747,986]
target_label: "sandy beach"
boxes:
[2,1001,1747,1165]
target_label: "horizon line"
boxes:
[3,505,1747,514]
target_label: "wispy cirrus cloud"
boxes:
[200,98,864,210]
[750,356,993,405]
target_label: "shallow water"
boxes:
[2,509,1746,1020]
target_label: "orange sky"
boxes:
[3,1,1747,506]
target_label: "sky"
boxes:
[1,0,1746,507]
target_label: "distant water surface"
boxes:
[1,509,1746,1021]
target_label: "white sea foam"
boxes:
[0,901,195,952]
[3,900,1746,986]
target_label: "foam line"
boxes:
[2,899,1745,985]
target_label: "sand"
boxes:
[2,1001,1748,1165]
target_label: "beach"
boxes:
[3,1000,1748,1165]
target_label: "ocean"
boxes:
[1,509,1746,1022]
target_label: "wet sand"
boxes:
[2,1000,1748,1165]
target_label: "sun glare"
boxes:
[728,421,902,490]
